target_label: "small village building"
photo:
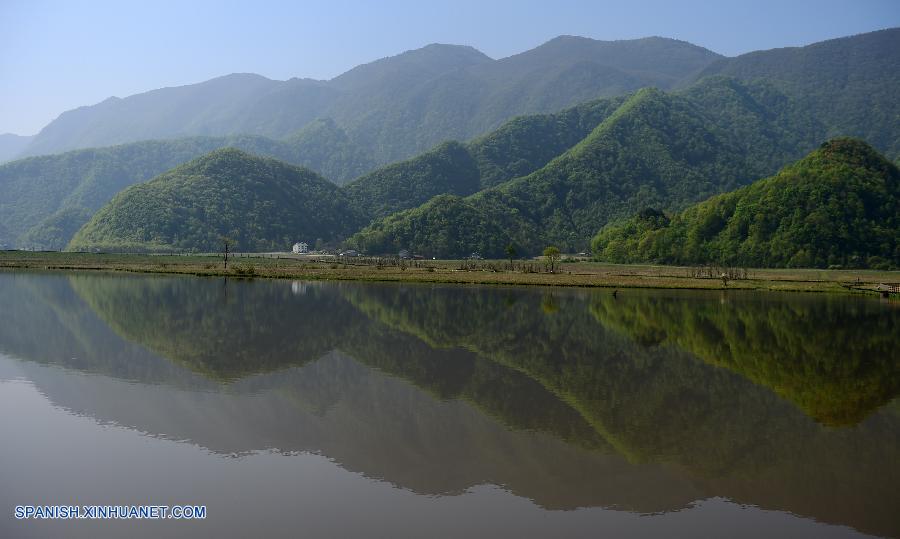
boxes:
[398,249,411,259]
[292,242,309,254]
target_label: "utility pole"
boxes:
[224,241,229,269]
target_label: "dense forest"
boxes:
[343,95,626,220]
[1,93,627,251]
[591,139,899,269]
[0,132,376,251]
[68,149,366,253]
[348,77,825,257]
[4,29,898,261]
[698,28,900,157]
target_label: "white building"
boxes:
[292,242,309,254]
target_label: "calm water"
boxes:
[0,271,897,538]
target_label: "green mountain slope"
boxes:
[21,37,719,164]
[592,138,900,268]
[7,30,899,256]
[326,37,720,164]
[697,28,900,156]
[2,93,624,251]
[0,136,281,250]
[0,130,381,251]
[348,78,823,257]
[281,118,377,181]
[0,91,625,252]
[342,95,627,221]
[68,149,365,252]
[343,142,482,220]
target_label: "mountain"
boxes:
[281,118,378,181]
[343,95,626,220]
[0,134,33,163]
[591,138,900,269]
[9,30,900,256]
[348,77,824,258]
[698,28,900,157]
[19,37,720,164]
[324,36,720,164]
[1,94,626,251]
[21,74,335,157]
[67,149,365,252]
[0,136,285,250]
[0,129,386,251]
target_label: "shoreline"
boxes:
[1,251,896,295]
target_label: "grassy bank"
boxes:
[1,251,898,294]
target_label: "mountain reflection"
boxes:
[0,272,897,537]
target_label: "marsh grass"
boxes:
[1,251,897,294]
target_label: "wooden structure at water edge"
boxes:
[876,283,900,297]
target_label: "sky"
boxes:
[1,0,898,135]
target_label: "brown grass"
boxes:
[1,251,897,294]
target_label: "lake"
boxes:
[0,271,897,538]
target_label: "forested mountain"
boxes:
[348,77,825,257]
[591,139,899,269]
[1,128,385,251]
[19,37,720,163]
[2,95,625,251]
[0,134,33,164]
[698,28,900,157]
[281,118,378,181]
[0,136,302,250]
[6,29,900,258]
[68,149,365,253]
[343,95,627,220]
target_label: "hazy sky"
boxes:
[1,0,898,135]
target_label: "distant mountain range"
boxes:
[0,134,33,164]
[2,28,899,266]
[16,36,721,163]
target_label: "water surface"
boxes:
[0,272,897,538]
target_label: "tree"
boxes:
[543,245,561,273]
[505,243,518,268]
[219,234,235,269]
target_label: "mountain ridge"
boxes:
[67,149,366,253]
[591,138,900,269]
[18,34,722,161]
[347,77,824,257]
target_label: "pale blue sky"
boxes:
[1,0,898,135]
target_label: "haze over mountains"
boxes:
[0,134,33,163]
[2,28,899,267]
[16,36,720,163]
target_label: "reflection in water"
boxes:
[0,272,897,538]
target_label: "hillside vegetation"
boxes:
[20,37,720,165]
[699,28,900,157]
[68,149,365,252]
[591,139,899,269]
[343,95,626,220]
[0,131,380,250]
[6,29,898,259]
[349,77,824,257]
